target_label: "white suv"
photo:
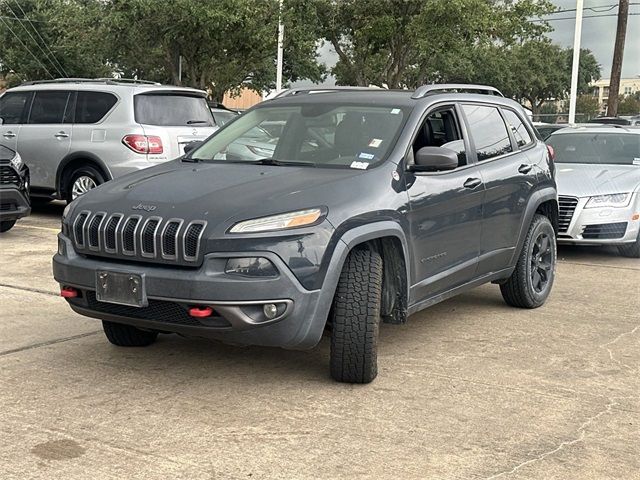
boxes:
[0,79,216,201]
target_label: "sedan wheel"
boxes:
[71,175,98,200]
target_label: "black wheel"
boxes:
[330,249,383,384]
[618,233,640,258]
[500,214,556,308]
[66,166,105,202]
[102,321,158,347]
[0,220,17,233]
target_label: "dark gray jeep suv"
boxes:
[53,85,558,383]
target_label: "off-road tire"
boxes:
[500,214,556,308]
[330,249,383,384]
[0,220,16,233]
[102,320,158,347]
[65,165,105,202]
[618,233,640,258]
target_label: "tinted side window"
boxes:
[503,109,532,148]
[0,92,31,124]
[28,91,72,124]
[75,91,118,124]
[462,104,512,161]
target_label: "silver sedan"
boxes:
[547,126,640,257]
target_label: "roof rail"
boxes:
[275,86,384,98]
[412,84,503,99]
[20,77,161,86]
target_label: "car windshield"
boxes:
[190,103,407,168]
[212,110,238,125]
[135,94,214,126]
[547,132,640,166]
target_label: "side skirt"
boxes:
[407,267,514,316]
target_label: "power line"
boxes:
[0,15,54,78]
[4,1,67,77]
[11,0,68,77]
[532,12,640,22]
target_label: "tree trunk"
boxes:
[607,0,629,117]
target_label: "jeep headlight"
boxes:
[229,208,324,233]
[584,193,631,209]
[10,152,22,170]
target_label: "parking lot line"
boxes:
[12,224,60,233]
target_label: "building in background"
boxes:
[222,88,263,110]
[591,77,640,112]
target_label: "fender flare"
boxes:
[510,187,558,265]
[56,152,113,195]
[332,220,411,304]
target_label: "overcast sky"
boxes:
[306,0,639,86]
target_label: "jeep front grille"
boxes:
[0,166,20,186]
[71,211,206,264]
[558,196,578,233]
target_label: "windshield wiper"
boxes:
[249,158,315,167]
[186,120,209,125]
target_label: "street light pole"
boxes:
[276,0,284,93]
[568,0,584,124]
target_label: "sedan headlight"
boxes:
[229,208,324,233]
[10,152,23,170]
[584,193,631,209]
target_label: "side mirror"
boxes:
[411,146,459,172]
[183,141,202,155]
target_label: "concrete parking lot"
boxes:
[1,203,638,480]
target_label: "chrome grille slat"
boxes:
[70,211,205,264]
[558,196,578,233]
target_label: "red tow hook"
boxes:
[60,287,78,298]
[189,306,213,318]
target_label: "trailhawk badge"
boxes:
[131,203,157,212]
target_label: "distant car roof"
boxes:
[548,124,640,135]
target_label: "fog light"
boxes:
[225,257,277,277]
[263,303,278,320]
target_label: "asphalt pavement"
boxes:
[0,202,638,479]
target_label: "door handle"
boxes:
[54,131,69,139]
[518,164,533,174]
[463,177,482,189]
[2,131,16,138]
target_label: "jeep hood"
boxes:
[72,159,366,233]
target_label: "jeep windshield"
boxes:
[547,132,640,166]
[188,103,407,168]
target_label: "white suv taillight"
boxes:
[122,134,163,154]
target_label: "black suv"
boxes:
[53,84,558,383]
[0,144,30,232]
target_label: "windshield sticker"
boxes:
[350,161,369,170]
[390,108,401,115]
[358,152,375,160]
[368,139,383,148]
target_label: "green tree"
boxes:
[618,95,640,115]
[575,94,600,121]
[0,0,326,101]
[539,102,559,123]
[312,0,555,88]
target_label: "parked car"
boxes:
[0,78,216,202]
[53,84,558,383]
[587,116,640,126]
[0,144,30,232]
[209,104,239,127]
[533,122,567,140]
[546,125,640,257]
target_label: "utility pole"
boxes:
[568,0,584,124]
[275,0,284,93]
[607,0,629,117]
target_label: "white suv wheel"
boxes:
[71,175,98,200]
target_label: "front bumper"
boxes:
[52,234,333,349]
[558,195,639,245]
[0,187,31,222]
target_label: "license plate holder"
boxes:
[96,271,146,308]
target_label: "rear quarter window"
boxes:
[502,109,533,148]
[75,91,118,124]
[134,94,214,127]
